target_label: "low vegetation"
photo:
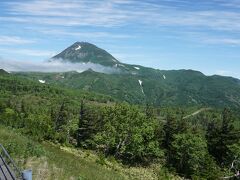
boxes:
[0,72,240,179]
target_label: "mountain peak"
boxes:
[51,42,120,67]
[73,41,94,45]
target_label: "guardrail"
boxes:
[0,144,22,180]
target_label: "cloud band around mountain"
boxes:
[0,58,121,74]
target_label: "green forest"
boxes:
[1,71,240,179]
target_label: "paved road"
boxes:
[0,155,15,180]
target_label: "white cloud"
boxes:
[3,0,133,27]
[1,0,240,48]
[163,30,240,46]
[0,35,35,45]
[35,29,133,39]
[0,58,120,74]
[202,38,240,46]
[216,70,240,79]
[0,48,55,57]
[1,0,240,32]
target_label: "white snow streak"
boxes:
[75,45,81,50]
[134,66,140,70]
[118,64,125,67]
[138,80,145,95]
[138,79,142,86]
[39,80,45,83]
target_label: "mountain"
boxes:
[14,42,240,108]
[52,42,120,67]
[51,42,144,73]
[2,43,240,180]
[0,69,8,75]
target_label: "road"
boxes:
[183,108,212,119]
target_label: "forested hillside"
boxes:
[2,0,240,177]
[0,71,240,179]
[14,42,240,108]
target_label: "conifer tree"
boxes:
[163,113,178,163]
[77,100,96,147]
[206,108,239,165]
[145,103,154,119]
[55,102,68,132]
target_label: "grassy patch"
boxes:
[0,126,124,180]
[0,125,180,179]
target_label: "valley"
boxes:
[0,42,240,179]
[1,0,240,179]
[14,42,240,109]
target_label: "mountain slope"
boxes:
[13,42,240,108]
[52,42,120,67]
[14,69,240,108]
[0,69,8,75]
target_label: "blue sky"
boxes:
[0,0,240,78]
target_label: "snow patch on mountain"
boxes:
[163,75,166,79]
[134,67,140,70]
[138,80,142,86]
[138,80,145,95]
[39,80,45,84]
[75,45,81,50]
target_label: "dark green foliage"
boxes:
[0,71,240,179]
[206,108,239,165]
[171,133,221,178]
[77,101,100,148]
[14,68,240,108]
[93,104,163,163]
[55,102,69,131]
[162,114,178,163]
[145,103,155,119]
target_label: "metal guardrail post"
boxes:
[22,170,32,180]
[0,143,33,180]
[0,144,23,179]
